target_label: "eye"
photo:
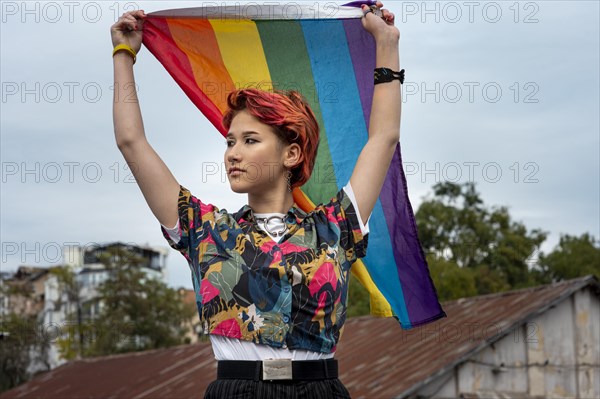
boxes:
[226,140,234,147]
[245,138,258,144]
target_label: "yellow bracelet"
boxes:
[113,44,136,64]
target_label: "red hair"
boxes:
[222,88,320,189]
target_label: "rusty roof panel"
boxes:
[1,276,596,399]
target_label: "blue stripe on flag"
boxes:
[301,19,411,326]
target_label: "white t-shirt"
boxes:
[162,181,370,360]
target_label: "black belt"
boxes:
[217,359,338,381]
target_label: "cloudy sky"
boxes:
[1,1,598,290]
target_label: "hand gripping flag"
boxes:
[142,1,446,328]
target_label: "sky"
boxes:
[1,0,599,290]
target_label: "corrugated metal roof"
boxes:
[459,393,546,399]
[1,343,216,399]
[2,275,597,399]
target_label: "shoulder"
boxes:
[311,183,370,236]
[177,184,225,220]
[309,186,355,223]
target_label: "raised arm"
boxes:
[349,2,401,225]
[111,10,181,228]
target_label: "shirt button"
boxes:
[282,315,290,323]
[283,286,291,293]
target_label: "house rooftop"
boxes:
[2,275,597,399]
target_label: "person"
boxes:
[111,2,401,397]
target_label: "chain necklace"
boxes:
[255,215,288,237]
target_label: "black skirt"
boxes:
[204,378,352,399]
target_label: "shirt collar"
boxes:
[235,203,308,225]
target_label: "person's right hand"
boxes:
[110,10,146,54]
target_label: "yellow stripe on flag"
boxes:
[352,259,393,317]
[292,188,393,317]
[209,19,273,90]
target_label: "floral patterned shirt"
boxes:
[160,184,369,354]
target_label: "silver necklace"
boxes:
[255,215,288,237]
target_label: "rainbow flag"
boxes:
[142,1,445,328]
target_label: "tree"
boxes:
[49,266,84,360]
[0,286,50,393]
[347,274,370,318]
[55,246,196,359]
[91,268,195,355]
[345,182,597,311]
[415,181,548,298]
[85,246,194,356]
[538,233,600,282]
[426,256,478,301]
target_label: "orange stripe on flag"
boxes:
[166,18,236,121]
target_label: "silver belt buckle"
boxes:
[262,359,293,381]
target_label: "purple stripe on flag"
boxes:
[382,145,447,325]
[343,0,377,7]
[344,14,446,326]
[342,19,375,127]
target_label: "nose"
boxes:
[226,145,241,165]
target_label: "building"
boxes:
[1,243,171,371]
[2,275,597,398]
[342,274,600,398]
[45,242,169,325]
[0,266,51,318]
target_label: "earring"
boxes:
[285,169,293,192]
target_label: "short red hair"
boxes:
[222,88,320,189]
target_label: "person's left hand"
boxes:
[361,1,400,43]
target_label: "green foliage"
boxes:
[347,273,370,317]
[56,246,196,359]
[416,181,599,299]
[471,264,511,295]
[427,255,478,301]
[538,233,600,281]
[49,265,85,361]
[49,266,78,297]
[415,181,549,300]
[0,278,50,392]
[0,313,50,393]
[347,181,597,312]
[90,266,195,355]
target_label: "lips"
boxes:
[228,167,245,175]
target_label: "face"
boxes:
[225,109,294,194]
